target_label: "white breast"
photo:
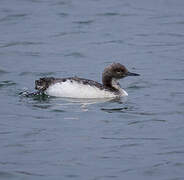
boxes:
[45,80,128,99]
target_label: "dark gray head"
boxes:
[102,63,140,87]
[35,77,55,91]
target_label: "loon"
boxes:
[35,63,140,99]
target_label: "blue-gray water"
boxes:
[0,0,184,179]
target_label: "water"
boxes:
[0,0,184,179]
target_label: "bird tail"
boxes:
[35,77,55,91]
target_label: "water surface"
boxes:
[0,0,184,179]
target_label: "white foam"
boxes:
[45,80,128,99]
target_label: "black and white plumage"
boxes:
[35,63,139,99]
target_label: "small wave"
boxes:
[0,41,43,48]
[73,20,94,25]
[19,89,49,99]
[0,171,15,178]
[101,107,128,113]
[15,171,44,177]
[0,13,28,23]
[57,12,69,17]
[0,69,8,75]
[97,12,120,16]
[0,80,16,88]
[19,71,56,77]
[64,52,85,58]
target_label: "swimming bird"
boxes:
[35,63,139,99]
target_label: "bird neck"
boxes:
[102,75,121,92]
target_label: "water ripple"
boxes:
[0,41,43,48]
[51,109,66,113]
[101,137,163,141]
[51,31,86,37]
[157,151,184,155]
[0,80,16,89]
[15,171,45,177]
[73,20,94,25]
[128,118,166,125]
[97,12,137,17]
[0,13,29,23]
[97,12,121,16]
[0,69,8,75]
[19,71,56,76]
[91,40,124,45]
[0,171,15,178]
[157,32,184,38]
[163,78,184,81]
[64,52,85,58]
[101,107,128,113]
[57,12,69,17]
